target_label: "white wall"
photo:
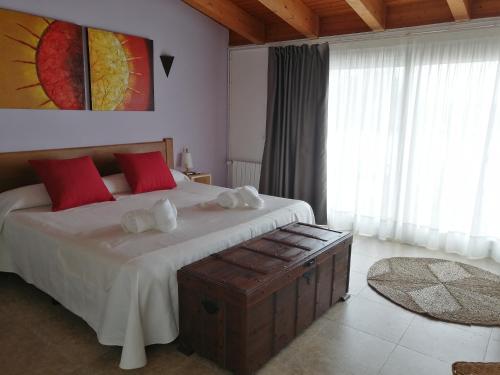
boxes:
[0,0,228,185]
[228,48,268,163]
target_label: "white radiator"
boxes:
[228,160,262,189]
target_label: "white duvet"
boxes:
[0,181,314,369]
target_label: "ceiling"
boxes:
[182,0,500,46]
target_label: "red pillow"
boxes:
[114,151,176,194]
[29,156,115,211]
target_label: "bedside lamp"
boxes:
[182,147,193,173]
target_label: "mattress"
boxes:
[0,181,314,369]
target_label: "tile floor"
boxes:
[259,235,500,375]
[0,235,499,374]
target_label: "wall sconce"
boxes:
[160,55,174,77]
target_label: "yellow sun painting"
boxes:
[87,28,154,111]
[0,8,153,111]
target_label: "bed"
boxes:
[0,138,314,369]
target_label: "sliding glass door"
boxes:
[327,29,500,261]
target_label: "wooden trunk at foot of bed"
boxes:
[177,222,353,375]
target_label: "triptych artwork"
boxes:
[0,8,154,111]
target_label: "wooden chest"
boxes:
[177,222,353,375]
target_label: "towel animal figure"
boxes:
[121,198,178,233]
[216,185,264,209]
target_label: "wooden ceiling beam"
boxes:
[446,0,471,21]
[345,0,386,31]
[256,0,320,38]
[183,0,266,44]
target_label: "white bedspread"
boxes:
[0,181,314,369]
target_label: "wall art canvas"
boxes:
[0,8,85,110]
[87,28,154,111]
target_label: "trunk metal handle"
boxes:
[304,259,315,267]
[201,299,219,315]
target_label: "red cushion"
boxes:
[29,156,115,211]
[114,151,176,194]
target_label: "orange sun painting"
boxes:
[0,8,85,110]
[87,28,154,111]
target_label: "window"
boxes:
[327,30,500,261]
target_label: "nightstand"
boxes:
[185,172,212,185]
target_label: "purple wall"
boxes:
[0,0,228,185]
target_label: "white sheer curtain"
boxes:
[327,29,500,262]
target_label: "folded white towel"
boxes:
[237,186,264,209]
[121,209,156,234]
[215,185,264,210]
[152,198,178,232]
[121,198,177,233]
[217,190,241,209]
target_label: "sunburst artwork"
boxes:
[87,28,154,111]
[0,8,85,110]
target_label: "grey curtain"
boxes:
[259,43,329,224]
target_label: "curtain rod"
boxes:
[229,17,500,51]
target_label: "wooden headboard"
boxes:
[0,138,174,193]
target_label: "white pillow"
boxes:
[102,171,188,195]
[102,173,131,194]
[171,169,190,183]
[0,183,51,231]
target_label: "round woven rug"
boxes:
[367,257,500,326]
